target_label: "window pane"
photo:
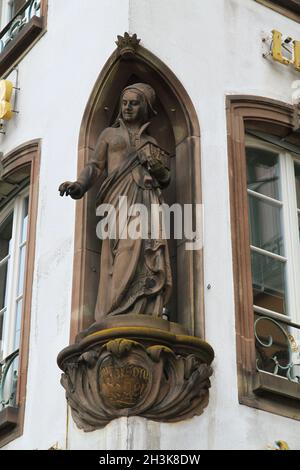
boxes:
[246,147,280,199]
[11,0,26,18]
[21,196,29,244]
[17,245,26,296]
[0,262,9,310]
[251,251,287,315]
[14,299,22,350]
[248,194,284,255]
[295,163,300,209]
[0,307,5,345]
[0,213,13,261]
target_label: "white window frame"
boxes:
[0,188,29,362]
[0,0,13,31]
[246,135,300,356]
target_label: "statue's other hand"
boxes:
[58,181,84,199]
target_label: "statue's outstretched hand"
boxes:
[59,181,84,199]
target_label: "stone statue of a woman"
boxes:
[59,83,172,322]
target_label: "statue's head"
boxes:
[118,83,157,125]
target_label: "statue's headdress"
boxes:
[113,83,157,126]
[121,83,157,117]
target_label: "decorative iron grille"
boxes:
[0,0,41,54]
[255,316,300,383]
[0,349,19,409]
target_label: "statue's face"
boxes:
[121,90,144,123]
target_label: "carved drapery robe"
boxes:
[91,120,172,320]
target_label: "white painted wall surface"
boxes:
[1,0,300,450]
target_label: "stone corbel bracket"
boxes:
[57,325,214,431]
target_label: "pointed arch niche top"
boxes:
[70,34,204,343]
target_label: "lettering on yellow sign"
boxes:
[272,30,291,65]
[294,40,300,72]
[271,30,300,72]
[0,80,13,120]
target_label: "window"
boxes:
[0,140,40,447]
[246,135,300,385]
[0,0,47,78]
[0,192,28,436]
[227,96,300,420]
[256,0,300,23]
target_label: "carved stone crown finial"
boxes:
[116,32,141,59]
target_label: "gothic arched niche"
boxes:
[58,36,215,430]
[71,37,203,342]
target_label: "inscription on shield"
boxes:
[100,362,150,408]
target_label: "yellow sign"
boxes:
[294,40,300,71]
[0,80,13,120]
[271,30,300,72]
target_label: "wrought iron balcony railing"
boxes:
[255,316,300,383]
[0,349,19,410]
[0,0,41,54]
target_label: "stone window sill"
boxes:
[253,371,300,401]
[0,407,19,433]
